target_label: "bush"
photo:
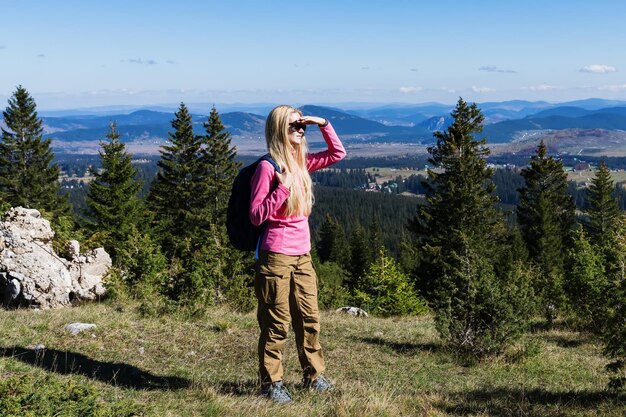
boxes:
[0,373,137,416]
[115,227,168,295]
[564,227,608,331]
[315,261,351,310]
[603,217,626,390]
[219,252,256,313]
[353,249,428,317]
[436,252,536,357]
[604,279,626,390]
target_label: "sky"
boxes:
[1,0,625,110]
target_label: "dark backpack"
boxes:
[227,154,281,251]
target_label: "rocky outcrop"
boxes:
[0,207,110,309]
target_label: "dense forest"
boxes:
[60,154,626,256]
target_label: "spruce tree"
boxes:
[316,213,350,267]
[586,160,621,247]
[200,107,255,308]
[148,103,242,302]
[409,98,531,356]
[409,98,501,301]
[516,140,575,322]
[202,106,240,226]
[148,102,205,255]
[348,222,371,288]
[86,122,142,259]
[397,231,419,275]
[564,227,607,330]
[368,216,383,260]
[0,85,69,214]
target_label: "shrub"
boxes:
[603,217,626,390]
[0,373,137,416]
[436,252,536,357]
[353,249,428,317]
[219,252,256,313]
[564,227,608,331]
[315,261,351,310]
[115,227,168,294]
[604,279,626,390]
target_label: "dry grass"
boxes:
[0,301,624,416]
[567,169,626,187]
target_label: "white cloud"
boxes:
[478,65,516,73]
[399,86,423,93]
[598,84,626,92]
[471,86,495,93]
[580,64,617,73]
[84,88,147,96]
[523,84,558,91]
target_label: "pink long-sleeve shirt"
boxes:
[249,122,346,256]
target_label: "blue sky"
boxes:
[1,0,625,109]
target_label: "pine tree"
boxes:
[409,98,531,356]
[586,160,621,247]
[85,122,142,259]
[201,106,240,226]
[147,104,244,302]
[409,98,501,302]
[316,213,350,267]
[199,107,254,309]
[368,216,383,260]
[148,102,205,255]
[348,222,371,288]
[516,140,575,322]
[0,85,69,215]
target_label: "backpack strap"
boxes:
[255,153,282,260]
[260,153,281,174]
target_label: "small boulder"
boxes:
[65,322,97,336]
[335,306,369,317]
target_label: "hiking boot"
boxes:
[303,374,333,392]
[260,380,293,404]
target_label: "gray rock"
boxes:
[65,322,97,335]
[4,278,20,305]
[335,306,369,317]
[66,240,80,261]
[0,207,111,309]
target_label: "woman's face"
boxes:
[287,111,305,147]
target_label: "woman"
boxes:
[249,105,346,403]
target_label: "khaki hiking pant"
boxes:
[255,251,325,385]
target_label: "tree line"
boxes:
[1,86,625,389]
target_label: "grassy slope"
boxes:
[0,302,624,417]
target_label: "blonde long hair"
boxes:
[265,105,313,217]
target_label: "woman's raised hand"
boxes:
[298,116,327,126]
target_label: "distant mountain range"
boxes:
[25,98,626,154]
[484,106,626,143]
